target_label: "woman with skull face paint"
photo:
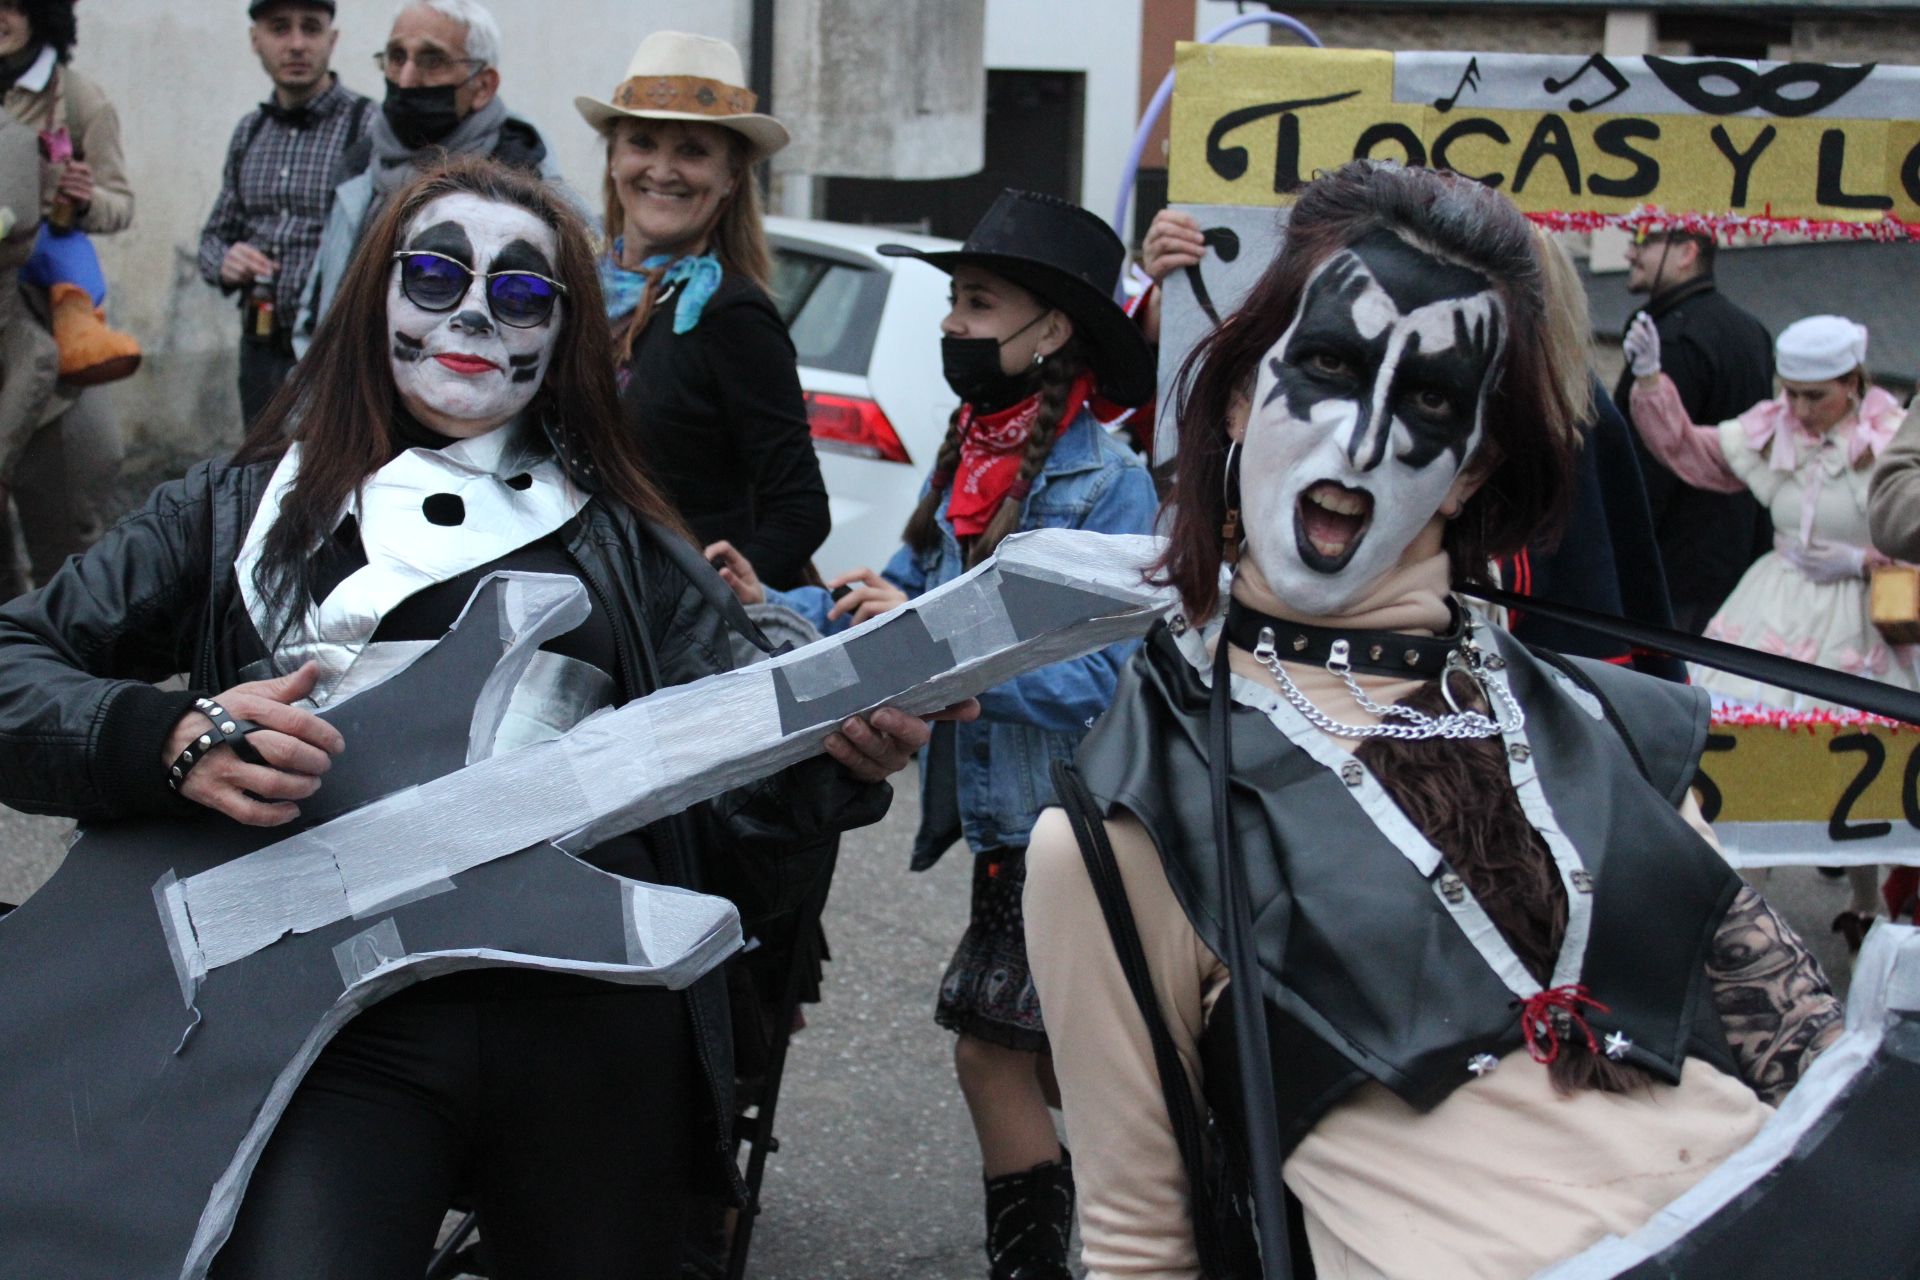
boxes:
[1022,162,1846,1280]
[576,31,829,593]
[711,188,1158,1280]
[0,155,953,1278]
[1626,312,1912,950]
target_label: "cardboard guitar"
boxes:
[0,529,1171,1279]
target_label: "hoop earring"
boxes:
[1221,439,1244,568]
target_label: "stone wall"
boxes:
[773,0,985,181]
[1275,6,1607,53]
[1789,15,1920,62]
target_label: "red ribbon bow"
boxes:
[1518,984,1611,1065]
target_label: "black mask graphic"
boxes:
[383,80,465,150]
[940,310,1048,411]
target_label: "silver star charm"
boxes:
[1604,1031,1633,1061]
[1467,1052,1499,1078]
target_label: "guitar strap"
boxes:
[1460,583,1920,726]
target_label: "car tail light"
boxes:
[805,391,913,464]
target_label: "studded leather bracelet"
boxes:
[166,697,265,792]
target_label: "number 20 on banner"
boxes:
[1695,722,1920,861]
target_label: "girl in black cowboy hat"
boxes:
[709,187,1158,1280]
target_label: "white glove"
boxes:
[1623,313,1662,378]
[1776,535,1869,584]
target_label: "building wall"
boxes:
[984,0,1144,230]
[771,0,984,182]
[1279,7,1608,54]
[65,0,743,474]
[1789,15,1920,62]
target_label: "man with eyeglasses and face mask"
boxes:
[293,0,586,356]
[1611,228,1773,633]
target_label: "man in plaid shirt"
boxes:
[197,0,370,430]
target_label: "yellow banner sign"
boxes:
[1697,719,1920,862]
[1170,45,1920,228]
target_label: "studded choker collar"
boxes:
[1223,596,1466,679]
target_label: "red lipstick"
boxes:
[433,353,499,375]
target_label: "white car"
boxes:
[766,217,961,581]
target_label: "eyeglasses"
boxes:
[374,48,486,78]
[391,251,567,329]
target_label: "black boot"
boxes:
[983,1149,1074,1280]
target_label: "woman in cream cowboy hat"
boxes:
[576,31,830,592]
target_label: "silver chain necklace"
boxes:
[1249,624,1525,741]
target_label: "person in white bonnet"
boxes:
[1626,310,1909,949]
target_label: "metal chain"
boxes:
[1249,626,1526,742]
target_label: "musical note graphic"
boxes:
[1185,227,1241,327]
[1543,54,1631,113]
[1435,57,1482,112]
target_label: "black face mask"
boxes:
[940,311,1049,411]
[382,80,465,150]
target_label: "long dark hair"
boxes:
[902,331,1092,566]
[234,154,682,628]
[1155,161,1579,620]
[1356,682,1649,1096]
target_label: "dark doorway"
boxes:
[1657,13,1791,60]
[823,69,1086,237]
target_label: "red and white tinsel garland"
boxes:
[1528,205,1920,244]
[1712,703,1919,733]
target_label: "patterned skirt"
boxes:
[934,848,1049,1053]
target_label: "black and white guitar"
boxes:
[0,529,1169,1280]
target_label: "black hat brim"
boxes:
[878,245,1157,408]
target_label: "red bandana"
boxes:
[946,373,1094,539]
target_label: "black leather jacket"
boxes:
[0,454,888,1197]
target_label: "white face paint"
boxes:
[387,192,563,438]
[1240,230,1505,615]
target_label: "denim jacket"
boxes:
[776,407,1157,867]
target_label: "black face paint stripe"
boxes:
[392,332,426,362]
[1267,239,1505,477]
[492,237,556,278]
[511,369,539,384]
[406,221,474,264]
[507,353,540,368]
[1348,229,1492,311]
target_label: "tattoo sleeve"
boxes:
[1705,886,1846,1106]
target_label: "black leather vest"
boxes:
[1076,621,1742,1157]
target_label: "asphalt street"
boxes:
[0,772,1860,1279]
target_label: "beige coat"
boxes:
[0,111,38,261]
[2,57,133,264]
[1869,406,1920,562]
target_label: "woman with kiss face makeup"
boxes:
[575,30,829,593]
[0,155,953,1278]
[1022,162,1848,1280]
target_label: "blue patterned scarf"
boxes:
[600,240,724,335]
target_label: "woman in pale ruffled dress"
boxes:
[1626,311,1911,946]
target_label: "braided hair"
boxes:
[902,331,1091,566]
